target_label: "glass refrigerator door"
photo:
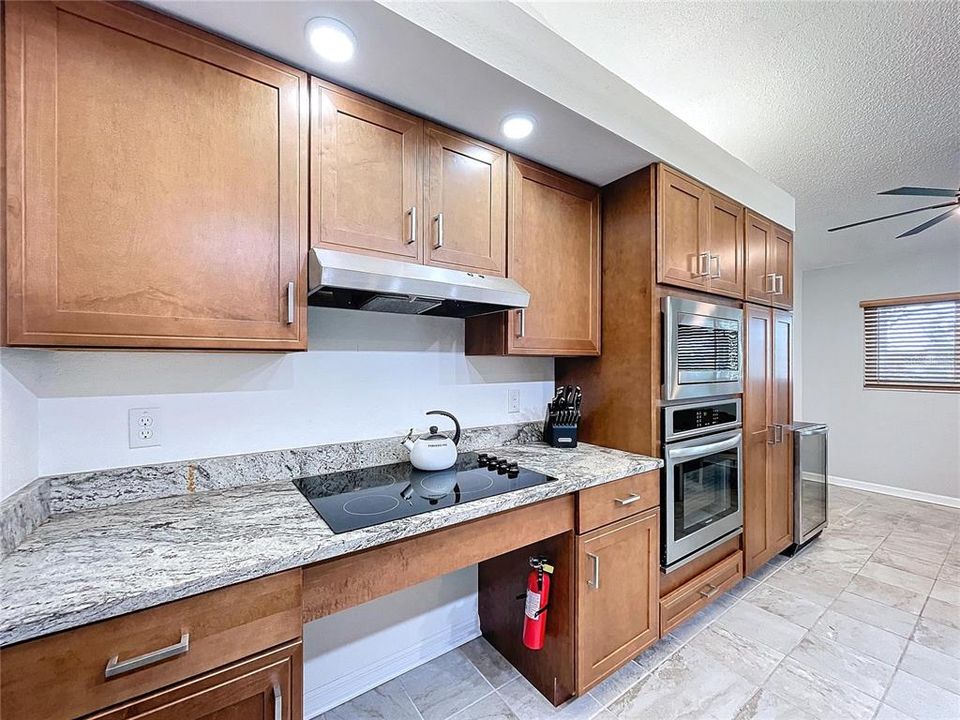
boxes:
[799,431,827,538]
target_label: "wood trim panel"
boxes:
[0,570,302,720]
[576,470,659,534]
[302,495,576,622]
[659,551,742,636]
[4,1,309,350]
[659,536,741,597]
[860,291,960,308]
[89,642,303,720]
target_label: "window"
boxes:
[861,293,959,391]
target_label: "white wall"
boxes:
[0,308,554,479]
[0,352,40,498]
[801,244,960,500]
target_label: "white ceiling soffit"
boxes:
[379,1,795,229]
[509,1,959,271]
[142,0,793,228]
[143,0,654,186]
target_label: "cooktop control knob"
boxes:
[483,454,497,468]
[477,453,489,466]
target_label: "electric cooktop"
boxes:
[293,452,556,533]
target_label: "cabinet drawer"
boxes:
[0,570,302,720]
[659,551,742,636]
[577,471,659,533]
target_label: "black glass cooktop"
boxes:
[293,452,556,533]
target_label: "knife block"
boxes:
[543,413,578,449]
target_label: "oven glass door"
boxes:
[664,429,743,568]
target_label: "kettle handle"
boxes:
[426,410,461,445]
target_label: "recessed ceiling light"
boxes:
[305,17,356,63]
[500,114,535,140]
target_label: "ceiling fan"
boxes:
[827,185,960,238]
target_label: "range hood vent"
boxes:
[308,249,530,318]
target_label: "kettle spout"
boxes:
[401,428,416,452]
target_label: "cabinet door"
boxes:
[4,2,308,350]
[91,643,301,720]
[769,310,794,552]
[507,156,601,356]
[706,193,745,298]
[423,123,506,275]
[657,166,708,290]
[743,304,773,574]
[312,80,422,261]
[577,510,659,693]
[772,226,794,309]
[744,212,774,305]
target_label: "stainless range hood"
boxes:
[308,249,530,318]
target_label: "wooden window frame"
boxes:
[860,292,960,393]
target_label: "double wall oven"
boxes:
[661,297,745,573]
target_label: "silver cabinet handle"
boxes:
[765,273,777,293]
[286,282,295,325]
[273,680,282,720]
[710,254,721,279]
[615,493,645,506]
[515,308,525,338]
[767,425,776,445]
[105,633,189,679]
[697,252,710,277]
[775,424,784,444]
[407,206,417,245]
[587,552,600,589]
[698,584,718,599]
[433,212,444,249]
[668,433,741,460]
[774,274,784,295]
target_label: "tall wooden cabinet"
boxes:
[743,304,793,573]
[745,211,793,309]
[656,165,744,299]
[466,156,601,356]
[3,1,308,350]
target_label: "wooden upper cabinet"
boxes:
[3,1,308,350]
[423,123,506,275]
[743,303,793,574]
[744,211,793,309]
[657,165,708,291]
[744,211,774,305]
[772,225,794,309]
[657,165,745,299]
[577,510,659,693]
[312,80,422,262]
[508,156,601,355]
[706,192,745,298]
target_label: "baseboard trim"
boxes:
[303,617,480,719]
[829,475,960,509]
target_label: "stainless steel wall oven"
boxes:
[662,399,743,572]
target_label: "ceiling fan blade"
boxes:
[878,186,958,197]
[896,207,959,238]
[827,201,958,232]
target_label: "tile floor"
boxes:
[320,487,960,720]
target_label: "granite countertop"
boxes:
[0,442,661,647]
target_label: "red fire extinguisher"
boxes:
[522,556,553,651]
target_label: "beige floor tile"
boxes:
[846,575,926,614]
[732,688,817,720]
[400,649,493,720]
[899,641,960,695]
[498,677,602,720]
[787,633,894,699]
[880,534,950,564]
[745,583,827,629]
[930,579,960,607]
[858,561,936,595]
[766,565,854,606]
[870,546,942,580]
[449,693,517,720]
[460,637,520,689]
[884,669,960,720]
[689,624,784,685]
[913,617,960,660]
[922,596,960,630]
[811,608,907,665]
[830,591,919,638]
[321,678,421,720]
[763,657,878,720]
[715,600,806,654]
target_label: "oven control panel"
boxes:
[663,398,742,443]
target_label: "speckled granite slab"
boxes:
[0,422,540,557]
[0,441,661,647]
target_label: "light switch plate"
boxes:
[129,407,161,448]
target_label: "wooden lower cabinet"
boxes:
[576,510,659,693]
[743,304,794,573]
[659,552,742,636]
[90,642,302,720]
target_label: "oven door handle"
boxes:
[667,433,741,460]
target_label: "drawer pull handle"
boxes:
[698,584,719,599]
[104,633,190,679]
[273,680,283,720]
[615,493,644,506]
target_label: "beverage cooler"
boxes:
[789,422,829,547]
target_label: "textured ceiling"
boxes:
[519,1,960,270]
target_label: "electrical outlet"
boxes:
[129,407,161,448]
[508,389,521,414]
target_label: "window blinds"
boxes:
[861,293,960,391]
